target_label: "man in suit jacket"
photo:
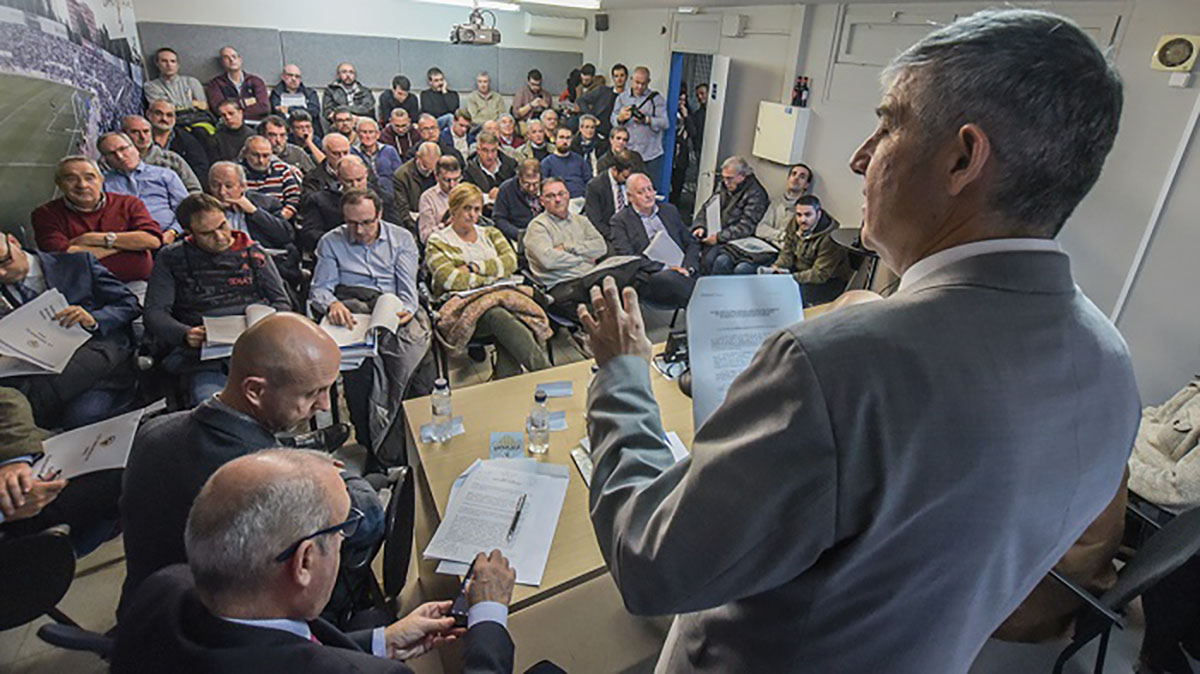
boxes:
[0,234,139,429]
[583,150,638,246]
[606,173,698,308]
[577,10,1138,673]
[114,449,517,674]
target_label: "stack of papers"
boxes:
[318,292,411,369]
[200,304,277,360]
[0,289,92,377]
[644,230,685,267]
[424,458,570,586]
[31,399,165,480]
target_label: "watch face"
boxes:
[1159,37,1196,68]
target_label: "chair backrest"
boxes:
[0,526,76,630]
[383,466,415,599]
[1102,505,1200,609]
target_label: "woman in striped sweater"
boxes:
[426,183,551,378]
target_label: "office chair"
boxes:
[1051,504,1200,674]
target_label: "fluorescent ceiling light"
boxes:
[416,0,520,12]
[521,0,601,10]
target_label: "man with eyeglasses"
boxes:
[299,155,401,255]
[120,312,380,624]
[690,155,769,274]
[417,155,463,244]
[312,189,434,473]
[98,131,190,244]
[492,159,543,244]
[270,63,323,127]
[114,449,520,673]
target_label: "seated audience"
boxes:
[329,106,360,145]
[0,388,122,559]
[473,119,500,156]
[355,118,403,198]
[584,149,637,246]
[611,66,668,190]
[122,114,202,194]
[465,131,517,204]
[311,189,435,470]
[607,172,698,308]
[260,114,316,174]
[440,109,477,161]
[523,177,607,312]
[287,109,327,165]
[213,100,256,161]
[378,74,420,125]
[120,312,383,623]
[596,126,645,175]
[146,100,212,185]
[420,67,460,127]
[571,114,608,175]
[512,69,549,124]
[412,112,463,166]
[418,156,463,244]
[99,131,188,241]
[323,61,375,123]
[497,113,524,159]
[0,234,139,429]
[204,46,269,122]
[381,107,420,159]
[302,133,355,197]
[391,142,441,236]
[143,47,208,114]
[31,156,162,297]
[207,161,301,289]
[270,64,323,131]
[518,120,550,162]
[426,184,551,378]
[692,156,769,272]
[144,193,291,407]
[240,135,303,221]
[733,195,851,306]
[541,127,591,199]
[465,71,506,124]
[540,109,559,138]
[299,155,398,254]
[755,163,812,247]
[113,449,518,674]
[492,159,543,244]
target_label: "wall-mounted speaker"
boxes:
[1151,35,1199,72]
[595,13,609,32]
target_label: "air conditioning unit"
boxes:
[524,13,587,39]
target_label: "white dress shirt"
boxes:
[898,238,1062,293]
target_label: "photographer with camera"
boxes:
[611,66,668,193]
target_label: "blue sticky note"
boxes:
[537,381,574,398]
[419,416,465,443]
[489,432,525,458]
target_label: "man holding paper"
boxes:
[579,10,1138,673]
[312,189,434,471]
[606,173,697,308]
[0,233,140,429]
[145,193,291,407]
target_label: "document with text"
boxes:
[687,276,802,427]
[319,292,407,347]
[643,230,685,268]
[31,399,165,480]
[200,304,277,360]
[0,288,92,373]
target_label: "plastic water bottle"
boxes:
[526,390,550,455]
[430,378,452,442]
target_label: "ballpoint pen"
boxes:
[506,493,527,542]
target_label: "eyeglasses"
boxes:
[274,507,364,562]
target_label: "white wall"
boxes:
[131,0,600,61]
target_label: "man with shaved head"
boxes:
[301,132,379,198]
[120,313,383,623]
[298,154,401,254]
[239,134,303,220]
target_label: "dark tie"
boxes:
[616,184,627,211]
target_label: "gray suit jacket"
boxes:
[585,249,1139,673]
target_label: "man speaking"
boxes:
[578,9,1138,673]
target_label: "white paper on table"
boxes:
[705,195,722,236]
[643,230,684,268]
[0,289,92,372]
[279,93,307,109]
[202,304,277,345]
[319,292,407,347]
[686,276,802,428]
[31,399,165,480]
[426,459,569,586]
[436,458,538,576]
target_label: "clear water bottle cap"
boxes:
[434,378,448,390]
[534,390,547,403]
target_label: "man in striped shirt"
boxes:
[239,135,302,220]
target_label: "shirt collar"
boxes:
[635,204,658,220]
[898,238,1062,292]
[64,193,107,213]
[221,617,312,641]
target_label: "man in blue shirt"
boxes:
[611,66,668,192]
[540,127,592,199]
[311,189,435,471]
[98,131,189,242]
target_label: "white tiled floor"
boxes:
[2,316,1149,673]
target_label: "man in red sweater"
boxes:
[31,156,163,298]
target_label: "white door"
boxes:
[694,54,730,217]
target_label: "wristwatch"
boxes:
[104,232,117,249]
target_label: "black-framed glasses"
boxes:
[274,507,364,563]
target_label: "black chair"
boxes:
[1051,504,1200,674]
[366,466,415,615]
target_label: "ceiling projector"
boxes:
[451,8,501,45]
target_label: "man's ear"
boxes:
[292,539,319,589]
[241,375,269,411]
[946,123,991,197]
